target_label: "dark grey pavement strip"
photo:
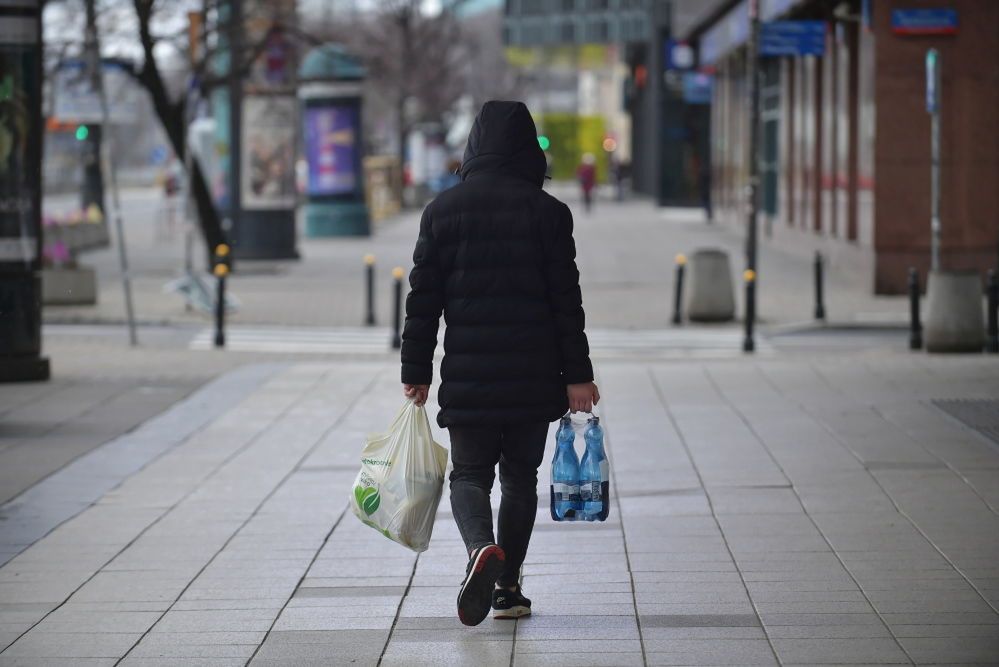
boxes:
[0,363,288,567]
[934,399,999,448]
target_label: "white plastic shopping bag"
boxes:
[350,400,448,552]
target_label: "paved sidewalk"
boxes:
[43,186,909,330]
[2,355,997,665]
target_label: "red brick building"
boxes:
[684,0,999,294]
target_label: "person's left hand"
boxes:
[567,382,600,414]
[403,384,430,407]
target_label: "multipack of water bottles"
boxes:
[549,413,610,522]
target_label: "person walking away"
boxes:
[401,100,600,627]
[577,152,597,212]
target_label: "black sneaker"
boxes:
[492,584,532,619]
[457,545,506,626]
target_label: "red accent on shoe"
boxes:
[473,545,505,574]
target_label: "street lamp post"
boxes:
[743,0,761,353]
[926,48,941,271]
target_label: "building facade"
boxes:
[503,0,652,46]
[686,0,999,294]
[502,0,652,181]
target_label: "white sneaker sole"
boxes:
[493,605,531,619]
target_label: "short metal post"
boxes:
[986,269,998,353]
[364,254,376,326]
[391,267,404,350]
[672,254,686,326]
[213,243,231,348]
[743,270,756,353]
[909,267,922,351]
[814,251,826,321]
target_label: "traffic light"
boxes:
[75,125,89,141]
[537,135,550,151]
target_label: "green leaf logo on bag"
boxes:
[354,486,380,516]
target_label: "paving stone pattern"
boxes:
[1,356,998,665]
[42,186,909,330]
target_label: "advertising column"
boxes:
[0,0,49,382]
[222,0,300,260]
[298,44,369,237]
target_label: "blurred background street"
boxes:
[2,0,998,664]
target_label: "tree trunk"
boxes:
[132,0,224,262]
[149,92,224,259]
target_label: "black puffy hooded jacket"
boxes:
[401,101,593,428]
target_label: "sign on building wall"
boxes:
[760,21,826,57]
[666,40,695,70]
[891,9,958,35]
[51,60,140,125]
[682,72,713,105]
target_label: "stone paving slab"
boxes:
[1,356,998,666]
[40,188,911,331]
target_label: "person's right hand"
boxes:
[567,382,600,414]
[404,384,430,407]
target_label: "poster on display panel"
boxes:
[241,95,297,210]
[304,105,359,198]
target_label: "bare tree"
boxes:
[44,0,313,256]
[454,7,525,108]
[341,0,469,161]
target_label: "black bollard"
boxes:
[364,254,376,326]
[986,269,998,354]
[814,251,826,321]
[909,268,922,351]
[391,267,404,350]
[743,270,756,353]
[672,254,686,325]
[213,243,231,348]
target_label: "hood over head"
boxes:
[460,101,547,187]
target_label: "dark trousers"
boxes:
[448,422,550,588]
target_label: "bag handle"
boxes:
[563,410,599,420]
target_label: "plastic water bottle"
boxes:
[579,417,610,521]
[550,416,581,521]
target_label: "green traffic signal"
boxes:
[537,135,550,151]
[75,125,89,141]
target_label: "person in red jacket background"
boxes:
[576,152,597,213]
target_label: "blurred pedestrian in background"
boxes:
[577,153,596,213]
[157,155,184,239]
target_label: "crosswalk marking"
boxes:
[189,326,773,358]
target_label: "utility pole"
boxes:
[86,0,137,345]
[225,0,241,256]
[398,4,412,173]
[743,0,761,353]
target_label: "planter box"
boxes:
[42,266,97,305]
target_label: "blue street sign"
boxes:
[892,9,958,35]
[665,40,695,71]
[682,72,713,105]
[760,21,826,57]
